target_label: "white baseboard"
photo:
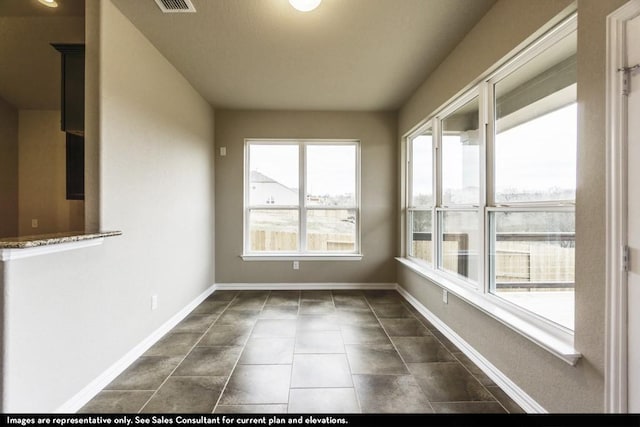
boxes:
[214,282,397,291]
[57,281,541,414]
[56,283,217,413]
[396,285,546,414]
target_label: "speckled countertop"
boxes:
[0,231,122,249]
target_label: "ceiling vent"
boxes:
[153,0,196,13]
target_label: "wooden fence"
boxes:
[251,230,355,252]
[411,232,575,287]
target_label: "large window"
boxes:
[489,24,576,330]
[405,15,576,332]
[245,140,360,257]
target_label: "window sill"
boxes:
[241,254,363,261]
[396,257,582,366]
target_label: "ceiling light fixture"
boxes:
[289,0,321,12]
[38,0,59,8]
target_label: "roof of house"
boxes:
[250,170,277,184]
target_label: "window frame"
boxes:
[243,139,362,261]
[407,124,436,267]
[401,12,580,365]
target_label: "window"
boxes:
[408,129,433,266]
[405,15,576,333]
[245,140,360,257]
[440,94,481,283]
[489,25,576,330]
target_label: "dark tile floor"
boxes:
[79,289,525,414]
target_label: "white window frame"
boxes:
[242,139,362,261]
[437,88,485,289]
[407,124,435,267]
[401,12,581,365]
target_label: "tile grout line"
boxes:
[331,290,363,414]
[212,290,272,413]
[363,292,437,414]
[286,290,303,414]
[397,298,513,413]
[136,293,240,413]
[85,290,517,414]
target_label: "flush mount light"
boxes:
[38,0,59,8]
[289,0,322,12]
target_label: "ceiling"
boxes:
[111,0,496,111]
[0,0,84,17]
[0,0,85,110]
[0,0,497,112]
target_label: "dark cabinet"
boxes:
[52,43,85,200]
[65,133,84,200]
[51,43,85,135]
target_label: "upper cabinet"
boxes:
[51,43,85,135]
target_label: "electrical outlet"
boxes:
[151,295,158,311]
[31,219,38,228]
[293,261,299,270]
[442,289,448,304]
[220,147,227,156]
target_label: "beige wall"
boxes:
[1,0,215,412]
[399,0,576,136]
[17,110,84,236]
[396,0,627,412]
[0,97,18,238]
[215,110,397,284]
[574,0,627,380]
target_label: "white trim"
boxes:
[396,285,546,414]
[0,239,104,261]
[605,0,640,414]
[55,280,542,414]
[56,284,217,413]
[214,282,396,291]
[245,139,361,256]
[486,14,577,85]
[401,11,580,368]
[396,257,580,366]
[241,254,363,261]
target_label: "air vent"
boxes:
[153,0,196,13]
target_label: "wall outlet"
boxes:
[442,289,448,304]
[31,219,38,228]
[151,295,158,311]
[220,147,227,156]
[293,261,299,270]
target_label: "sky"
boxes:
[249,102,577,202]
[249,144,356,197]
[412,103,577,201]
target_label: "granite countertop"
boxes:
[0,231,122,249]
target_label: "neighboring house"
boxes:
[249,171,298,206]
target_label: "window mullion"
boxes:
[300,142,307,253]
[407,136,416,258]
[485,78,496,295]
[434,117,442,270]
[244,143,250,254]
[479,81,490,293]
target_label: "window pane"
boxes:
[249,145,299,206]
[442,97,480,205]
[490,211,574,330]
[439,211,479,282]
[249,209,299,252]
[410,132,433,207]
[306,209,356,252]
[306,145,356,207]
[494,31,576,203]
[409,210,432,266]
